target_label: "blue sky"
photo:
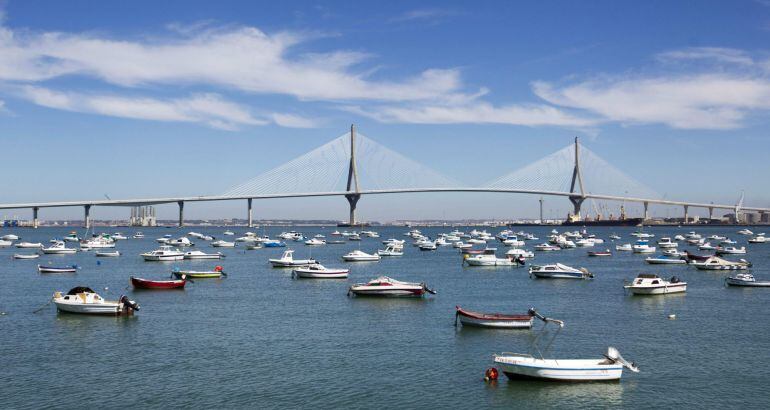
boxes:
[1,0,769,221]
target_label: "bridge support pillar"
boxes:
[178,201,184,227]
[247,198,253,227]
[708,207,714,221]
[345,194,361,226]
[643,202,649,221]
[683,205,689,224]
[569,196,584,220]
[84,205,91,229]
[32,207,39,229]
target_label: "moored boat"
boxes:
[724,273,770,287]
[38,264,78,273]
[131,275,187,289]
[587,249,612,257]
[95,250,121,257]
[292,263,349,279]
[269,249,316,267]
[624,274,687,295]
[141,245,184,261]
[529,263,592,279]
[172,265,226,278]
[455,306,533,329]
[342,250,381,262]
[645,255,686,264]
[691,256,751,270]
[13,253,40,259]
[183,250,225,260]
[348,276,435,297]
[53,287,139,315]
[492,309,638,381]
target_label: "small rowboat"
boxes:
[38,264,78,273]
[455,306,533,329]
[172,266,226,278]
[14,253,40,259]
[95,250,121,257]
[587,249,612,257]
[131,276,187,289]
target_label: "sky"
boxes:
[1,0,769,222]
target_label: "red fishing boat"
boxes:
[455,306,533,329]
[130,275,187,289]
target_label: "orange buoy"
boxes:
[484,367,499,382]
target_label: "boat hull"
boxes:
[349,286,425,297]
[725,278,770,287]
[456,308,532,329]
[626,283,687,295]
[531,271,585,279]
[131,277,186,289]
[293,269,349,279]
[54,302,130,315]
[495,356,623,381]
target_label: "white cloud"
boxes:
[0,24,473,102]
[656,47,756,66]
[17,86,327,130]
[533,74,770,130]
[343,102,596,127]
[390,8,458,23]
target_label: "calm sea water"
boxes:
[1,225,769,409]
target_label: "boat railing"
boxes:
[497,352,534,359]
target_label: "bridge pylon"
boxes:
[344,124,361,226]
[568,137,586,221]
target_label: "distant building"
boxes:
[744,212,760,224]
[762,213,770,223]
[130,206,157,227]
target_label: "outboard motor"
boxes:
[119,295,140,312]
[606,347,640,373]
[517,256,526,266]
[670,276,680,284]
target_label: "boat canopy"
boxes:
[66,286,95,295]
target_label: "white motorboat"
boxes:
[80,235,116,249]
[133,232,145,239]
[624,274,686,295]
[305,238,326,246]
[0,239,12,247]
[223,230,235,236]
[41,241,77,254]
[725,273,770,287]
[112,233,128,240]
[342,250,381,262]
[574,239,595,247]
[183,250,225,260]
[348,276,435,297]
[95,250,121,257]
[269,249,316,267]
[211,240,235,248]
[467,238,486,245]
[156,235,172,243]
[662,249,686,257]
[63,232,80,242]
[16,241,43,248]
[382,238,405,246]
[645,255,687,264]
[558,240,577,249]
[632,241,656,254]
[53,287,139,315]
[506,248,534,259]
[737,229,754,236]
[748,234,767,243]
[534,243,560,251]
[708,235,726,241]
[609,234,621,240]
[698,242,716,250]
[453,241,473,249]
[529,263,592,279]
[616,243,633,251]
[419,241,438,251]
[692,256,751,270]
[13,253,40,259]
[685,231,701,239]
[465,254,523,267]
[167,237,193,247]
[292,263,349,279]
[493,309,638,381]
[378,244,404,256]
[656,237,678,248]
[716,246,746,255]
[2,234,19,241]
[141,245,184,261]
[720,238,737,245]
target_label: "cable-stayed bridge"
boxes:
[1,125,765,227]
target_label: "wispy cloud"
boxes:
[389,8,459,24]
[18,86,323,130]
[343,102,596,128]
[531,47,770,130]
[0,23,474,103]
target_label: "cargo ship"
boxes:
[561,205,643,227]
